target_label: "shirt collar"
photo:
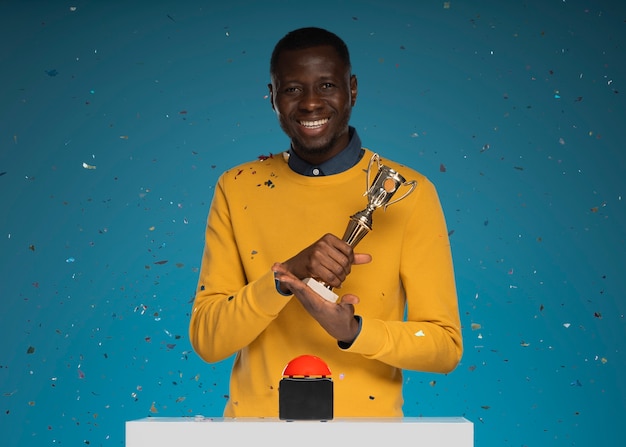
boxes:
[287,126,364,176]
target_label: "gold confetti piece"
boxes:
[471,323,481,330]
[520,341,530,347]
[148,226,155,231]
[82,162,96,170]
[443,1,451,8]
[150,402,158,413]
[119,135,129,139]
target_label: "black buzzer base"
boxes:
[279,377,333,420]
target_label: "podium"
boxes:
[126,417,473,446]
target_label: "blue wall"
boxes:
[1,1,624,445]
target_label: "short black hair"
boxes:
[270,27,351,77]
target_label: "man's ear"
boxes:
[268,83,276,111]
[350,74,358,107]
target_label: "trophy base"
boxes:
[303,278,339,303]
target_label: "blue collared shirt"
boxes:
[287,126,364,176]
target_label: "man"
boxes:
[189,27,462,417]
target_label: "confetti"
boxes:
[415,330,425,337]
[82,162,96,170]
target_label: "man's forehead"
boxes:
[274,47,348,74]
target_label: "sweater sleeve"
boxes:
[188,175,292,363]
[345,178,463,373]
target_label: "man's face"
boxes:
[269,45,358,164]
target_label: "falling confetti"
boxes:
[82,162,96,170]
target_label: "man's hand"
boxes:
[272,262,362,343]
[281,233,371,289]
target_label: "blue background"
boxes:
[1,0,624,445]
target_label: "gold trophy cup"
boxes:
[304,153,417,302]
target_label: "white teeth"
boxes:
[300,118,329,128]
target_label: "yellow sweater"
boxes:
[189,149,462,417]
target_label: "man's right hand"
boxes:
[280,233,371,291]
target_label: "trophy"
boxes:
[304,153,417,302]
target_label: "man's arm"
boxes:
[188,177,292,363]
[345,178,463,373]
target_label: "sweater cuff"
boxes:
[251,269,293,316]
[340,317,386,355]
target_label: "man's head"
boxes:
[268,27,358,165]
[270,27,352,79]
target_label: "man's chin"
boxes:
[292,140,333,157]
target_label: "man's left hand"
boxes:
[272,262,361,344]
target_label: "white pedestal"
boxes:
[126,417,473,447]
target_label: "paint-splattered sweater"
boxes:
[189,148,462,417]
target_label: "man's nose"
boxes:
[299,88,323,110]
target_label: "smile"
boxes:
[299,118,329,129]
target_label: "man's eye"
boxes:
[321,83,335,89]
[285,87,300,93]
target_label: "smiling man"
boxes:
[189,27,462,418]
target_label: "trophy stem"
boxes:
[342,208,374,248]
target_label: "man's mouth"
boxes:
[299,118,329,129]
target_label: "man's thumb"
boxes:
[353,253,372,265]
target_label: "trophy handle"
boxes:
[383,180,417,210]
[365,153,382,195]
